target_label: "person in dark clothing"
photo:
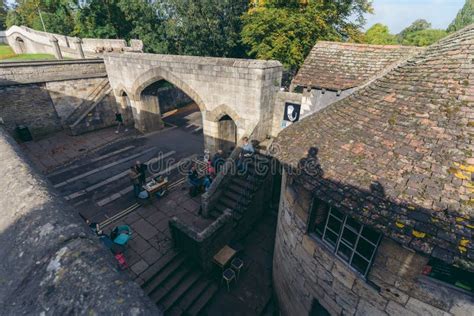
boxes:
[129,167,141,197]
[134,160,147,186]
[211,149,226,172]
[115,112,127,133]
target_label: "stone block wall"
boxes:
[0,59,106,85]
[0,83,62,138]
[103,54,283,152]
[70,93,119,135]
[273,172,472,316]
[46,77,107,123]
[0,76,119,139]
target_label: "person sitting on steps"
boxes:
[237,137,255,173]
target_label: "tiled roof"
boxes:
[292,41,424,91]
[275,25,474,270]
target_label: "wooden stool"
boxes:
[222,268,236,292]
[231,257,244,280]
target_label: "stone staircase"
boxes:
[209,154,270,221]
[64,78,112,134]
[136,250,218,316]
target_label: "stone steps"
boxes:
[185,283,219,316]
[65,78,109,126]
[139,250,218,315]
[150,264,190,303]
[158,270,201,311]
[143,255,186,295]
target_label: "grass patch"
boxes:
[0,44,56,61]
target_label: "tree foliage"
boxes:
[447,0,474,32]
[397,19,447,46]
[241,0,373,70]
[0,0,7,29]
[6,0,76,35]
[365,19,448,47]
[161,0,249,57]
[365,23,397,44]
[399,28,447,46]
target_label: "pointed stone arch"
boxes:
[130,66,207,113]
[113,84,130,97]
[206,104,242,129]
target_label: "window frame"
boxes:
[309,198,382,278]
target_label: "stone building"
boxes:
[271,25,474,315]
[290,41,423,120]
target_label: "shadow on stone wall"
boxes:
[0,127,159,314]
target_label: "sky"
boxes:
[364,0,466,33]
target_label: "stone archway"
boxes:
[217,115,237,154]
[131,67,207,112]
[114,86,134,126]
[128,67,209,133]
[205,104,243,154]
[15,37,25,54]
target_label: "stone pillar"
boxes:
[49,37,63,60]
[73,37,85,59]
[130,96,164,133]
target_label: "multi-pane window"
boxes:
[310,199,381,276]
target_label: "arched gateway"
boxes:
[103,53,282,153]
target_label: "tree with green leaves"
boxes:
[241,0,373,71]
[364,23,397,45]
[399,28,447,46]
[397,19,447,46]
[397,19,430,41]
[6,0,77,35]
[447,0,474,32]
[0,0,8,29]
[162,0,249,58]
[74,0,131,39]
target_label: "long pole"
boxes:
[38,7,46,32]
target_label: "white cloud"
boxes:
[364,0,465,33]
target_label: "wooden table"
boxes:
[213,245,237,269]
[143,177,169,195]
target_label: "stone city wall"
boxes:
[0,59,106,85]
[5,25,143,59]
[273,171,472,316]
[0,127,160,315]
[0,60,119,139]
[0,83,63,137]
